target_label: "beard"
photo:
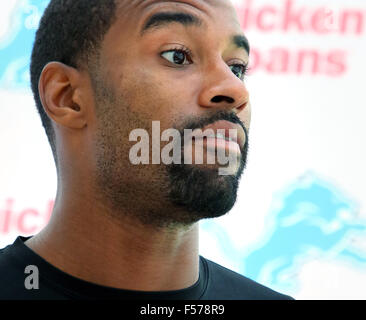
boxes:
[91,69,249,229]
[166,110,249,222]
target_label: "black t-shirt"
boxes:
[0,236,293,300]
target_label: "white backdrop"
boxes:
[1,0,366,299]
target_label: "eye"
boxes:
[161,48,192,66]
[230,63,249,81]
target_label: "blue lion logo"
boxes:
[200,172,366,293]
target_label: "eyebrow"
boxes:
[140,11,250,54]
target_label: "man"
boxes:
[0,0,292,300]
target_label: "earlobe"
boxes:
[38,62,87,130]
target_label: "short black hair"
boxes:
[30,0,118,164]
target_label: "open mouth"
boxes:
[188,120,245,151]
[192,135,241,154]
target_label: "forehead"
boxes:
[112,0,243,39]
[117,0,239,19]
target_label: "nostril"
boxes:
[238,102,248,111]
[211,96,235,103]
[237,101,248,111]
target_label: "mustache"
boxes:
[174,110,249,150]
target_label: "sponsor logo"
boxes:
[201,172,366,292]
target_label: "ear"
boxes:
[38,62,87,130]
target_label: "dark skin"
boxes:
[26,0,251,291]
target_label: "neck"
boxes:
[25,190,200,292]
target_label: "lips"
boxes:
[191,120,246,150]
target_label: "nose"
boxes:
[198,59,249,114]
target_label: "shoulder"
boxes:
[201,256,294,300]
[0,242,28,299]
[0,238,61,300]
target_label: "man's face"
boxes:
[87,0,251,228]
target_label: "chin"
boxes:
[166,161,244,221]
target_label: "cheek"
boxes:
[127,75,188,122]
[120,63,202,132]
[238,102,251,130]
